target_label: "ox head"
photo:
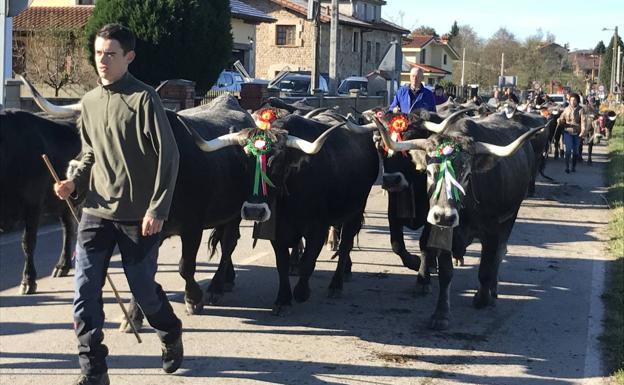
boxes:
[375,115,543,228]
[178,114,341,223]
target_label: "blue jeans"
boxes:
[73,213,181,375]
[563,132,580,157]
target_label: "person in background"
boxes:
[504,87,519,103]
[389,67,436,113]
[434,85,448,105]
[556,92,586,173]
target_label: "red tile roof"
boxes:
[13,6,94,30]
[402,35,434,48]
[407,62,450,75]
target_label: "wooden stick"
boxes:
[41,154,142,343]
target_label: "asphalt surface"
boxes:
[0,142,613,385]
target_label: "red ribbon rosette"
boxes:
[256,108,277,130]
[389,115,408,134]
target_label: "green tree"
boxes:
[599,35,623,92]
[594,40,606,55]
[84,0,232,91]
[449,21,459,39]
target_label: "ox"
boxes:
[376,111,544,329]
[0,109,81,294]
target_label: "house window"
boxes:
[352,31,359,52]
[375,42,381,63]
[428,78,434,86]
[363,3,367,20]
[365,41,372,62]
[77,0,95,4]
[420,49,426,64]
[276,25,296,46]
[443,54,447,65]
[339,27,343,51]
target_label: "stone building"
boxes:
[400,34,459,86]
[244,0,408,83]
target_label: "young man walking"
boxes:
[54,23,182,385]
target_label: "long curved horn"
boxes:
[474,125,545,156]
[304,106,333,119]
[423,107,474,133]
[19,75,81,117]
[344,119,377,134]
[177,116,246,152]
[286,122,343,154]
[373,117,427,152]
[155,80,169,93]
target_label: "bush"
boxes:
[84,0,232,91]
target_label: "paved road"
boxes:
[0,143,613,385]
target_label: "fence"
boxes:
[195,89,240,107]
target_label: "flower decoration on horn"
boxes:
[431,141,465,202]
[385,114,409,156]
[256,108,277,130]
[245,132,275,197]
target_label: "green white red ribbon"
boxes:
[245,133,275,196]
[432,141,465,201]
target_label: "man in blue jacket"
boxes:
[389,67,436,113]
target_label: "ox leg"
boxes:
[293,228,326,303]
[207,220,240,305]
[20,205,40,295]
[473,236,507,309]
[52,207,75,277]
[179,228,204,314]
[289,238,304,276]
[119,295,145,334]
[430,250,453,330]
[271,241,293,315]
[390,216,421,271]
[328,217,362,297]
[415,225,434,295]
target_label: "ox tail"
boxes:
[207,227,222,260]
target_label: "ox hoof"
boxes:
[207,292,223,306]
[271,303,292,316]
[429,315,450,330]
[293,284,311,303]
[52,266,71,277]
[472,291,495,309]
[223,282,235,292]
[119,318,143,334]
[454,258,465,267]
[19,281,37,295]
[327,287,343,298]
[288,266,300,277]
[185,300,204,315]
[415,283,432,296]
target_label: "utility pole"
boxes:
[460,47,465,87]
[500,52,504,76]
[309,0,320,94]
[328,0,338,95]
[617,45,622,102]
[609,26,618,94]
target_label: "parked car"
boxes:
[336,76,368,95]
[268,73,328,96]
[548,93,566,106]
[211,70,244,92]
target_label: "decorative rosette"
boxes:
[432,141,465,201]
[385,114,409,156]
[256,108,277,130]
[245,133,275,197]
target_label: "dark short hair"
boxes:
[435,85,444,91]
[96,23,135,54]
[569,92,580,101]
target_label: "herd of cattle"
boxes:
[0,78,617,332]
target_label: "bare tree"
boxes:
[14,25,96,97]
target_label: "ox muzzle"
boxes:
[241,201,271,223]
[427,205,459,228]
[381,172,409,192]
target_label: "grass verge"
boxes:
[602,124,624,384]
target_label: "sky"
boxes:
[382,0,623,51]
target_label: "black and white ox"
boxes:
[376,112,544,329]
[0,109,81,294]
